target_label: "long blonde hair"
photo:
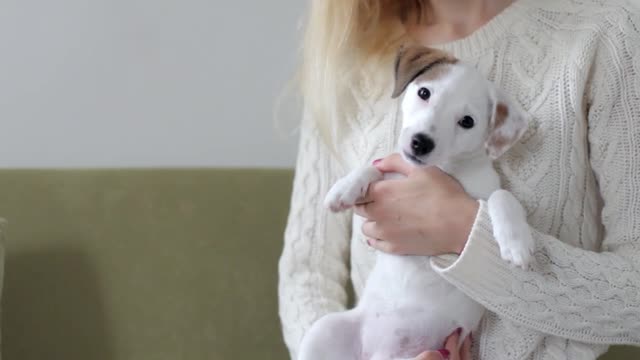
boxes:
[299,1,423,144]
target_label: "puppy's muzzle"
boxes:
[411,133,435,156]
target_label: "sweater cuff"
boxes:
[429,200,515,295]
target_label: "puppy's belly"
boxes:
[356,253,485,359]
[359,304,456,359]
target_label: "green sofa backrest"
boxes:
[0,169,292,360]
[0,169,636,359]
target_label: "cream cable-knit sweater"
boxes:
[278,0,640,359]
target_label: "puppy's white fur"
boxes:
[299,50,534,360]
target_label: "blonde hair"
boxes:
[299,1,423,145]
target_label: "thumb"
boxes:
[374,153,414,175]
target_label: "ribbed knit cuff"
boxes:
[430,200,516,296]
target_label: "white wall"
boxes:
[0,0,303,168]
[6,1,639,169]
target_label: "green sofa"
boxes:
[0,169,636,359]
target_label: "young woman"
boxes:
[279,0,640,359]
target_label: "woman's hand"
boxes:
[414,330,473,360]
[355,153,478,256]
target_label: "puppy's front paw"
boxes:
[324,167,383,213]
[324,176,368,212]
[494,224,535,269]
[488,189,535,269]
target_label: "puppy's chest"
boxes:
[447,164,502,200]
[458,172,501,200]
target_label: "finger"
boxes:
[374,153,414,175]
[356,183,377,205]
[354,203,368,218]
[361,222,404,254]
[361,221,383,240]
[354,201,378,219]
[461,334,472,360]
[367,237,401,254]
[444,329,461,360]
[357,179,391,205]
[414,350,449,360]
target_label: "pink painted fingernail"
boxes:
[456,327,462,335]
[366,239,372,246]
[372,158,382,165]
[437,349,450,359]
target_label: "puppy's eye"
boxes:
[417,87,431,101]
[458,116,475,129]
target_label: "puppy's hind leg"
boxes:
[488,189,535,269]
[297,309,363,360]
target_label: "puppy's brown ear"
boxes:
[485,88,529,159]
[391,45,458,98]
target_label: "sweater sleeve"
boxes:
[278,109,353,359]
[430,9,640,345]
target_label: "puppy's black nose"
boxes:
[411,133,435,156]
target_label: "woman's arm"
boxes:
[431,9,640,345]
[278,109,353,359]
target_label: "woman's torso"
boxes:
[336,0,627,358]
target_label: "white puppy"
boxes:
[297,45,535,360]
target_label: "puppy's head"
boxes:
[392,45,528,166]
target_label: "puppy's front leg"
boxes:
[324,165,384,212]
[488,189,535,269]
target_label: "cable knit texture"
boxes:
[278,0,640,359]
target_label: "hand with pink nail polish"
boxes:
[412,329,473,360]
